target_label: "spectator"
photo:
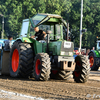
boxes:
[4,35,13,51]
[86,49,90,56]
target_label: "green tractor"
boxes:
[88,38,100,71]
[1,13,90,83]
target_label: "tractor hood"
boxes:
[47,40,74,57]
[30,13,66,28]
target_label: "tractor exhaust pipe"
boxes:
[46,30,52,53]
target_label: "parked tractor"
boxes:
[89,38,100,71]
[0,13,90,83]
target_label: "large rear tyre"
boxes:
[9,41,33,77]
[89,52,99,71]
[73,55,90,83]
[33,53,51,81]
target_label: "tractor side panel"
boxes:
[48,41,62,55]
[34,41,42,54]
[42,43,47,53]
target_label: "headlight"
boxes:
[61,51,65,55]
[69,52,73,56]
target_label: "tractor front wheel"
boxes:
[50,70,72,80]
[58,71,72,80]
[33,53,51,81]
[73,55,90,83]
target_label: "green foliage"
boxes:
[70,0,100,49]
[0,0,99,49]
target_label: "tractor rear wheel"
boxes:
[89,52,99,71]
[33,53,51,81]
[9,41,33,77]
[73,55,90,83]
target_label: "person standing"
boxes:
[4,35,13,51]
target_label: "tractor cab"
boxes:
[30,13,67,41]
[20,13,67,41]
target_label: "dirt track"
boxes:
[0,74,100,100]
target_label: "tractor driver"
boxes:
[31,27,47,41]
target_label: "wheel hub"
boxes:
[38,65,41,70]
[89,56,94,67]
[35,59,41,75]
[12,49,19,72]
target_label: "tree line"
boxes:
[0,0,100,49]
